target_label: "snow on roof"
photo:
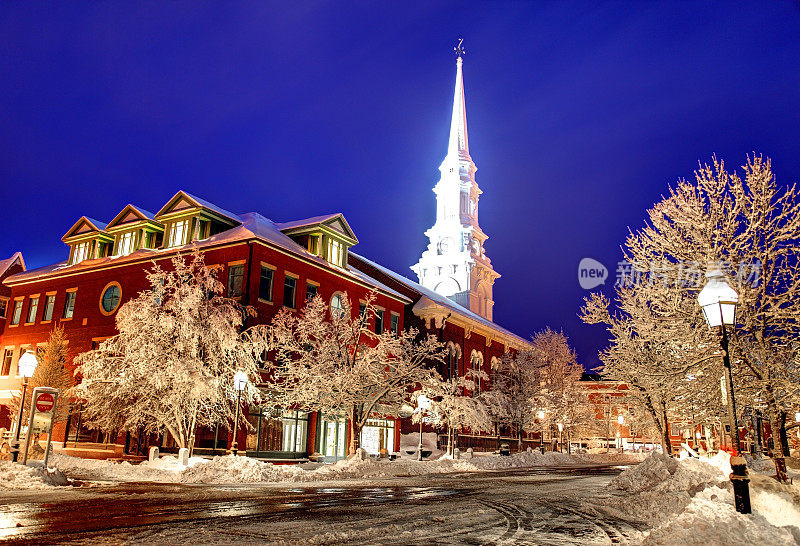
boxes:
[181,191,241,222]
[133,206,157,220]
[0,252,24,277]
[274,213,343,231]
[5,212,409,303]
[349,253,530,347]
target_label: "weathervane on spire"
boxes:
[454,38,465,59]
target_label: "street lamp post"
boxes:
[617,414,625,453]
[11,351,38,463]
[795,412,800,451]
[557,422,563,453]
[416,394,430,461]
[698,266,751,514]
[231,371,248,456]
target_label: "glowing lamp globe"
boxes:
[617,415,625,425]
[18,351,38,378]
[557,423,563,432]
[537,410,545,420]
[398,404,415,419]
[697,268,738,328]
[233,371,248,392]
[417,394,431,411]
[795,412,800,423]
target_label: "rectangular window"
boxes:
[359,302,366,319]
[11,300,23,325]
[308,234,320,255]
[306,283,318,302]
[0,298,7,319]
[72,241,90,264]
[167,219,190,248]
[283,276,297,309]
[327,238,343,267]
[63,291,76,319]
[227,264,244,298]
[375,309,384,334]
[43,294,56,321]
[390,313,399,334]
[116,231,136,256]
[281,410,309,453]
[259,266,274,302]
[26,296,39,324]
[1,349,12,376]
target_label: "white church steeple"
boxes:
[411,40,500,320]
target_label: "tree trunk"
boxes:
[764,388,788,482]
[661,409,672,456]
[347,406,362,455]
[779,412,790,457]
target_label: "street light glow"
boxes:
[18,351,38,378]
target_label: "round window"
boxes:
[330,292,345,319]
[100,283,122,315]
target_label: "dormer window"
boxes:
[116,231,136,256]
[308,234,320,255]
[72,241,91,264]
[327,239,344,267]
[166,219,190,248]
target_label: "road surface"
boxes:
[1,466,647,544]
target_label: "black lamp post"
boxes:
[698,266,751,514]
[231,371,248,456]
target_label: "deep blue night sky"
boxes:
[2,2,800,369]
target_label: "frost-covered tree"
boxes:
[416,369,492,454]
[262,292,444,455]
[74,253,261,450]
[582,155,800,477]
[488,328,586,450]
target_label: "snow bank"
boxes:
[0,461,70,490]
[610,451,800,544]
[48,450,644,485]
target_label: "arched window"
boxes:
[446,342,461,380]
[470,350,484,396]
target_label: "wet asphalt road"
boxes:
[0,466,646,545]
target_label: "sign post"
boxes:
[22,387,59,467]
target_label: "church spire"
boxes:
[411,39,500,321]
[448,38,470,160]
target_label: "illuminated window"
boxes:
[43,295,56,321]
[281,410,309,453]
[166,219,190,248]
[63,292,76,319]
[1,349,12,376]
[116,231,136,256]
[330,292,345,318]
[327,239,343,267]
[26,296,39,323]
[10,300,22,325]
[308,234,320,255]
[72,241,90,264]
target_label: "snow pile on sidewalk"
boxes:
[0,461,70,490]
[47,449,645,485]
[607,451,800,545]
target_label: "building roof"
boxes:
[274,214,342,231]
[5,211,410,304]
[350,252,530,349]
[0,252,25,277]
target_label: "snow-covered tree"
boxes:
[260,292,444,455]
[74,252,261,450]
[416,368,492,454]
[488,328,586,450]
[582,155,800,476]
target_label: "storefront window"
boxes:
[360,418,395,455]
[318,416,347,461]
[246,407,309,456]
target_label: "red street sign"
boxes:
[35,393,55,413]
